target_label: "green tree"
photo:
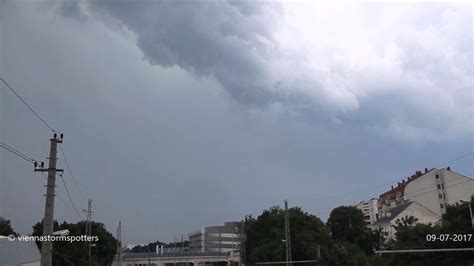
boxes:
[383,198,474,266]
[327,206,383,254]
[32,220,117,266]
[327,206,367,244]
[327,242,368,266]
[245,206,331,264]
[442,196,474,234]
[0,217,16,236]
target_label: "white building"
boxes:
[188,222,243,253]
[355,198,379,225]
[373,201,441,240]
[378,168,474,217]
[404,167,474,216]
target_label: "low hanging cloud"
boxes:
[87,1,473,140]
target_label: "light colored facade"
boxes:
[355,198,379,225]
[0,237,41,266]
[189,222,243,253]
[373,201,441,240]
[404,168,474,216]
[378,168,474,217]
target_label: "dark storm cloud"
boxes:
[1,1,472,244]
[88,1,473,140]
[90,1,282,105]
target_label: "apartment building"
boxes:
[378,167,474,216]
[355,198,379,225]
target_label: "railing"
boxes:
[123,251,232,259]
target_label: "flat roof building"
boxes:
[355,198,379,226]
[188,222,243,253]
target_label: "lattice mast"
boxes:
[284,199,292,266]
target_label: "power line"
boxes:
[311,155,474,213]
[0,77,57,132]
[42,172,82,220]
[435,151,474,167]
[309,152,474,203]
[404,177,473,199]
[0,140,83,220]
[59,144,87,202]
[0,143,34,163]
[402,174,468,196]
[58,173,84,220]
[0,141,39,164]
[0,141,36,162]
[0,78,87,220]
[318,175,474,215]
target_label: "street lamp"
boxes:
[460,200,474,229]
[53,229,70,236]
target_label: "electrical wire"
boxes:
[59,144,87,202]
[435,151,474,167]
[0,141,39,164]
[320,173,473,215]
[0,140,83,220]
[0,78,88,222]
[310,152,474,202]
[404,177,473,199]
[0,144,34,163]
[41,172,83,221]
[58,173,84,220]
[0,77,57,132]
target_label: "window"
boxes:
[440,204,444,208]
[443,193,446,198]
[437,184,441,189]
[436,174,440,179]
[439,194,443,199]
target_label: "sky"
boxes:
[0,1,473,244]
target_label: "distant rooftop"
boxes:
[0,237,41,265]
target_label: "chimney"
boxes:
[425,168,428,173]
[447,166,451,171]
